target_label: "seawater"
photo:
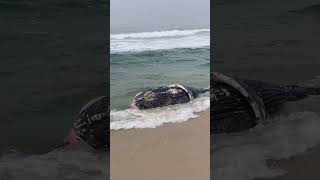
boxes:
[110,29,210,130]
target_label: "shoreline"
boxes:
[110,110,210,180]
[257,144,320,180]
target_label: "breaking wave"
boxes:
[111,29,210,53]
[110,94,210,130]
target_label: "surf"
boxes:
[110,93,209,130]
[212,75,320,180]
[111,29,209,39]
[0,148,108,179]
[111,29,210,53]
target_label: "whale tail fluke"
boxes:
[294,75,320,96]
[305,86,320,95]
[283,85,320,101]
[185,87,209,98]
[199,88,210,93]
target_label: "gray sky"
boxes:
[111,0,210,33]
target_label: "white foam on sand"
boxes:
[110,94,210,130]
[212,96,320,180]
[0,148,108,180]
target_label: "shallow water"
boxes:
[110,29,210,129]
[111,94,209,130]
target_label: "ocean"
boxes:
[212,0,320,179]
[0,1,108,179]
[110,29,210,129]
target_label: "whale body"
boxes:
[211,72,320,134]
[129,84,209,109]
[65,73,320,150]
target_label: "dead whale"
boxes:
[60,72,320,150]
[62,96,109,151]
[211,72,320,134]
[129,84,209,109]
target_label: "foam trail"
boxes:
[111,29,210,53]
[0,148,108,180]
[110,95,209,130]
[111,29,209,39]
[212,96,320,180]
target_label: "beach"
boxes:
[110,110,210,180]
[110,26,210,180]
[257,144,320,180]
[110,20,209,180]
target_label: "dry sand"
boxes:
[110,110,210,180]
[257,145,320,180]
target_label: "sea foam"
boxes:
[110,94,210,130]
[212,95,320,180]
[213,76,320,180]
[111,29,210,53]
[0,148,108,180]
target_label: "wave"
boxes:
[111,29,210,53]
[111,29,209,39]
[212,79,320,180]
[110,94,210,130]
[289,4,320,15]
[0,147,108,180]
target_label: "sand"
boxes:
[110,110,210,180]
[256,144,320,180]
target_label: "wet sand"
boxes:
[257,144,320,180]
[110,110,210,180]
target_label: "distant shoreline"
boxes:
[256,144,320,180]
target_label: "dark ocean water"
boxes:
[212,0,320,179]
[0,0,107,10]
[0,1,109,179]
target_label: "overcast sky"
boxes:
[111,0,210,33]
